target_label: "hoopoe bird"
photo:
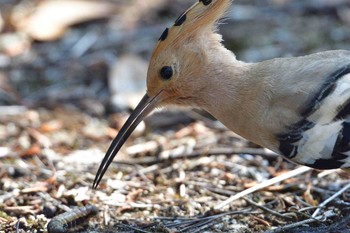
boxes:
[93,0,350,188]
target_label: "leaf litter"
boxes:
[1,0,350,232]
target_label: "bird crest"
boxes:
[152,0,232,56]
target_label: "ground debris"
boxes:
[1,0,350,232]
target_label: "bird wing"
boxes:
[267,51,350,169]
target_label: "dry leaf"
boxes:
[303,184,318,206]
[19,143,41,158]
[12,0,117,41]
[126,189,143,203]
[39,120,63,133]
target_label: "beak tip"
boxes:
[92,93,161,189]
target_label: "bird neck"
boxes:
[198,45,276,149]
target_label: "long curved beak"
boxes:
[93,92,162,189]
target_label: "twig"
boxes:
[242,197,293,220]
[118,223,153,233]
[16,219,20,233]
[215,166,311,210]
[298,206,320,212]
[317,169,338,178]
[164,217,210,228]
[0,189,20,203]
[105,202,155,208]
[38,192,71,212]
[154,216,192,221]
[311,186,337,195]
[186,209,261,232]
[115,147,278,165]
[293,196,313,210]
[264,210,337,233]
[184,218,218,233]
[163,209,254,228]
[311,182,350,218]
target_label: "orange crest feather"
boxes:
[153,0,232,55]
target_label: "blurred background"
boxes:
[1,0,350,232]
[1,0,350,113]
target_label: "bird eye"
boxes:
[160,66,173,80]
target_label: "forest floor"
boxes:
[1,0,350,232]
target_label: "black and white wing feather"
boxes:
[278,64,350,169]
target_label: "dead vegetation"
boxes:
[1,0,350,232]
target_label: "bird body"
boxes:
[93,0,350,188]
[203,51,350,169]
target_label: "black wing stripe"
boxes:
[335,98,350,121]
[308,120,350,169]
[277,119,314,158]
[301,64,350,117]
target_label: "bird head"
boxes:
[93,0,232,188]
